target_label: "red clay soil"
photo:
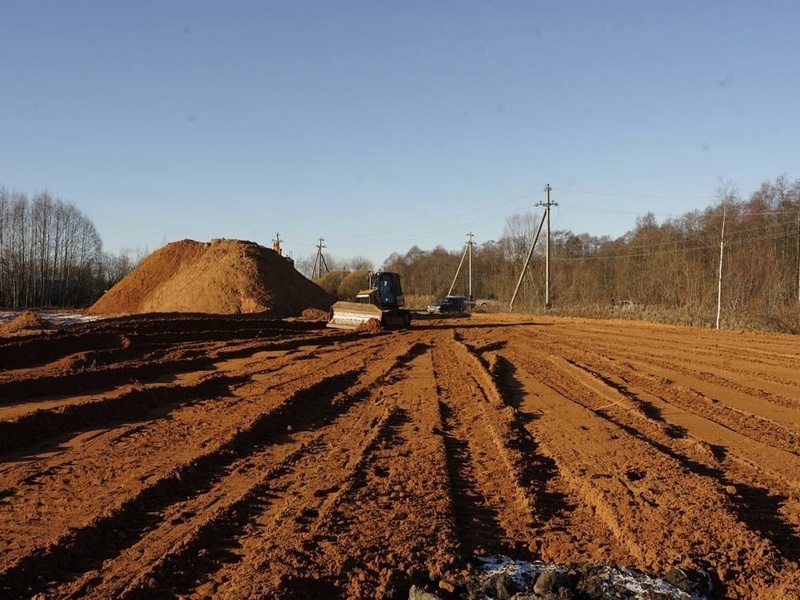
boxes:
[0,311,55,336]
[355,317,383,333]
[300,307,332,321]
[1,313,800,598]
[88,238,335,317]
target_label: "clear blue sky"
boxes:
[2,1,798,267]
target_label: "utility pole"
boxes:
[797,209,800,303]
[509,211,547,311]
[311,237,329,280]
[716,204,727,330]
[448,234,473,297]
[468,232,474,301]
[538,184,557,309]
[272,232,283,255]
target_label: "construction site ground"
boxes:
[1,312,799,599]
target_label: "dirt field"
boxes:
[1,312,799,599]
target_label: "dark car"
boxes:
[427,295,470,314]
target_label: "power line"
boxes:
[280,185,799,260]
[557,187,710,200]
[553,227,797,262]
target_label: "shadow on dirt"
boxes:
[0,370,365,598]
[591,409,800,567]
[438,400,509,556]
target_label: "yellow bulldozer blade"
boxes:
[327,301,384,330]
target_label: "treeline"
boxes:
[326,175,799,332]
[0,187,140,309]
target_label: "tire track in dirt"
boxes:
[0,314,320,370]
[429,331,553,561]
[0,330,371,460]
[561,357,800,560]
[0,365,364,598]
[563,354,800,483]
[0,331,387,597]
[463,343,632,567]
[100,335,450,599]
[522,325,800,459]
[552,324,800,411]
[493,329,798,598]
[551,350,800,572]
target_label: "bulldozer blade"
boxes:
[327,301,384,330]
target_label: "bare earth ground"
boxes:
[1,312,799,599]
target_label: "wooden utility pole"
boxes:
[468,232,473,301]
[539,184,557,309]
[509,211,547,311]
[311,237,329,280]
[716,205,727,330]
[448,233,474,298]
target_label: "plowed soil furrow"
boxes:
[430,332,537,558]
[15,334,419,599]
[496,331,795,598]
[0,356,219,403]
[522,327,800,452]
[606,348,800,413]
[580,328,800,409]
[116,337,448,599]
[557,357,800,564]
[531,325,800,412]
[0,366,365,598]
[0,334,380,473]
[545,320,800,383]
[0,331,330,405]
[471,348,633,566]
[0,374,239,454]
[0,315,324,371]
[558,354,800,490]
[0,335,379,594]
[563,356,800,457]
[570,321,799,364]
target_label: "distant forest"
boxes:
[3,176,799,333]
[0,188,140,308]
[311,175,800,333]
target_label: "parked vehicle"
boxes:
[427,295,470,314]
[474,298,501,312]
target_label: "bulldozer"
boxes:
[327,271,412,330]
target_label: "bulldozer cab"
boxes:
[371,272,403,308]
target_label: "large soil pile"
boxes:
[88,239,334,317]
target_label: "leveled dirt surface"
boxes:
[1,313,799,599]
[88,239,334,317]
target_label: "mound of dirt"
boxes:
[299,308,331,321]
[0,311,54,336]
[88,239,335,317]
[355,318,382,333]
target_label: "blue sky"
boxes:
[2,1,798,266]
